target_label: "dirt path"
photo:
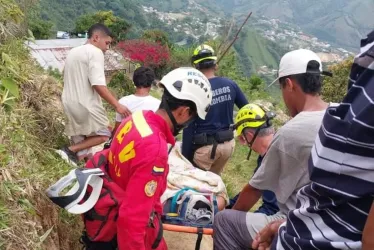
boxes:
[164,231,213,250]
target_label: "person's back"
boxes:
[252,109,326,213]
[193,76,244,133]
[62,43,108,136]
[63,44,104,106]
[113,67,160,134]
[182,45,248,175]
[117,95,160,114]
[109,110,171,209]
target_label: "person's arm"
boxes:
[112,121,121,136]
[362,201,374,250]
[232,183,262,211]
[93,85,131,117]
[233,81,249,108]
[112,97,130,136]
[181,124,195,162]
[117,150,165,250]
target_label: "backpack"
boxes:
[82,149,126,243]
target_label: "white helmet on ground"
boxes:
[46,168,104,214]
[159,67,212,120]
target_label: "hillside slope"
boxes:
[0,41,83,249]
[38,0,285,74]
[197,0,374,50]
[234,27,286,74]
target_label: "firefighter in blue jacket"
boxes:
[182,44,248,175]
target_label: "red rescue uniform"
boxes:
[108,110,175,250]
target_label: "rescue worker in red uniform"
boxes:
[108,67,213,250]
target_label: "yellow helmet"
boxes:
[191,44,217,68]
[234,104,275,135]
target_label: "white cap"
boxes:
[268,49,329,87]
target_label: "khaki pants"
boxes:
[193,139,235,175]
[70,128,111,158]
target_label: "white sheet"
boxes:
[161,142,229,205]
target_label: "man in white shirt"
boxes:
[112,66,161,134]
[56,23,131,166]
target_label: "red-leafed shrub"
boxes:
[117,39,170,68]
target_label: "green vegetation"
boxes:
[108,71,135,99]
[38,0,152,37]
[74,11,131,40]
[322,57,353,103]
[234,27,286,75]
[0,1,83,248]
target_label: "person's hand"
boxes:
[252,220,285,250]
[115,104,131,118]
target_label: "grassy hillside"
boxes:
[0,41,83,250]
[234,27,281,74]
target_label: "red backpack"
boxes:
[81,149,126,243]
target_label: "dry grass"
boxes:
[0,40,82,249]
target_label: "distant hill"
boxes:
[39,0,287,75]
[194,0,374,50]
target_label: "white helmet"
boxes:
[159,67,212,120]
[46,168,104,214]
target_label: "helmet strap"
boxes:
[243,127,261,160]
[162,97,195,137]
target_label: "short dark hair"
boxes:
[279,60,323,95]
[133,67,156,88]
[159,88,197,116]
[279,73,322,95]
[195,59,216,70]
[87,23,113,38]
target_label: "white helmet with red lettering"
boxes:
[159,67,212,120]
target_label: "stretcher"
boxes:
[161,188,218,250]
[160,143,226,250]
[162,223,213,250]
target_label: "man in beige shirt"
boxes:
[56,23,130,166]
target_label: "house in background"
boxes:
[56,31,70,39]
[25,38,137,83]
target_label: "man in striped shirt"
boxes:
[252,30,374,250]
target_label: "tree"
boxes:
[321,57,353,103]
[142,29,171,48]
[29,19,53,39]
[74,10,131,41]
[108,71,135,98]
